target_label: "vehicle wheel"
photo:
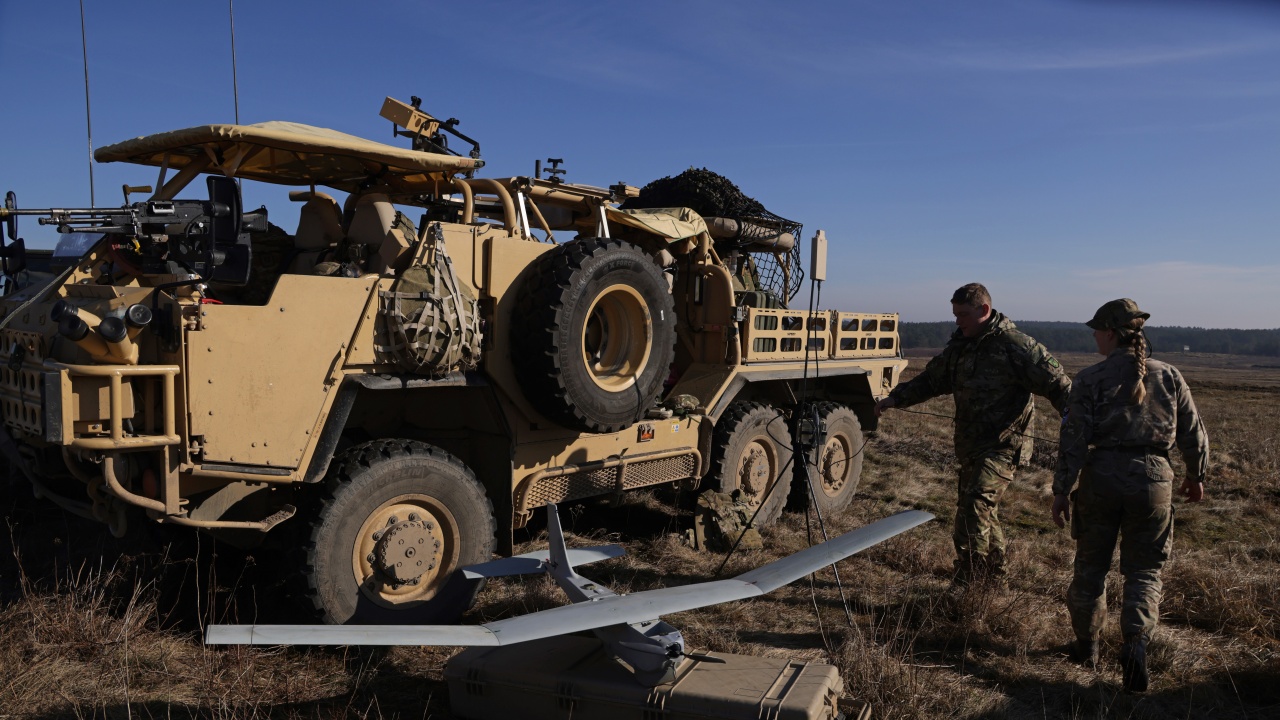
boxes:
[791,402,864,515]
[707,402,793,528]
[302,439,496,624]
[512,238,676,433]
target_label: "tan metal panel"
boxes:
[186,275,372,467]
[479,233,558,426]
[341,277,392,366]
[667,363,737,411]
[512,415,701,475]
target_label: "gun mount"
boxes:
[0,176,262,286]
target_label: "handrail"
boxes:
[448,178,475,224]
[43,361,181,449]
[454,178,519,235]
[101,451,297,531]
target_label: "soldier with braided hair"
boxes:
[1052,298,1209,692]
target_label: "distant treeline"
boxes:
[900,321,1280,357]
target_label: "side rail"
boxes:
[740,308,899,362]
[831,312,899,359]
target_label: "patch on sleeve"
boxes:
[1048,357,1061,369]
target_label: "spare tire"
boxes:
[512,238,676,433]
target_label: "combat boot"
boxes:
[1071,635,1100,669]
[1119,635,1149,692]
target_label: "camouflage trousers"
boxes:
[1068,449,1174,643]
[953,454,1015,580]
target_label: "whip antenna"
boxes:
[78,0,95,206]
[229,0,241,125]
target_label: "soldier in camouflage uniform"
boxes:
[877,283,1070,583]
[1051,298,1209,693]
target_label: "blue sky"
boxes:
[2,1,1277,328]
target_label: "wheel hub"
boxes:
[739,444,771,498]
[821,441,845,492]
[373,517,442,585]
[582,284,652,391]
[819,433,853,497]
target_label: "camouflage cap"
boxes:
[1086,298,1150,330]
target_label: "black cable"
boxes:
[893,406,1060,444]
[798,404,857,629]
[793,279,856,627]
[710,274,858,637]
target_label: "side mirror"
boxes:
[206,176,253,286]
[207,176,242,246]
[4,191,16,242]
[0,238,27,275]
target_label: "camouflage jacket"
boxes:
[889,312,1071,464]
[1053,349,1209,495]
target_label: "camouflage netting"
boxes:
[622,167,770,219]
[622,168,805,303]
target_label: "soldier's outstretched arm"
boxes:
[886,350,954,410]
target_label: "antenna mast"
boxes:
[78,0,95,206]
[229,0,241,125]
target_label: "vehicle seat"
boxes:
[347,193,413,275]
[287,191,343,274]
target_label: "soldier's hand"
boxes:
[1180,478,1204,503]
[874,397,896,418]
[1051,494,1071,529]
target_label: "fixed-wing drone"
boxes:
[207,504,932,686]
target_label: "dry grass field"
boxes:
[1,350,1277,718]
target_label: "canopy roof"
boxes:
[94,121,477,193]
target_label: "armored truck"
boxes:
[0,98,906,624]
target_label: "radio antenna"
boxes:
[78,0,95,206]
[229,0,241,125]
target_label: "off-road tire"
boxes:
[706,402,793,528]
[512,238,676,434]
[301,439,495,624]
[790,402,864,515]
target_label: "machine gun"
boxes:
[0,176,261,286]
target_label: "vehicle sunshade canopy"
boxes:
[95,121,476,192]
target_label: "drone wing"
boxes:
[206,623,500,646]
[206,509,932,647]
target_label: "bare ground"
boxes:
[0,351,1277,718]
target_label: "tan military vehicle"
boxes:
[0,98,906,624]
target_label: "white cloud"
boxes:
[932,39,1272,72]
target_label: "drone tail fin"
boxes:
[546,502,572,578]
[461,504,625,580]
